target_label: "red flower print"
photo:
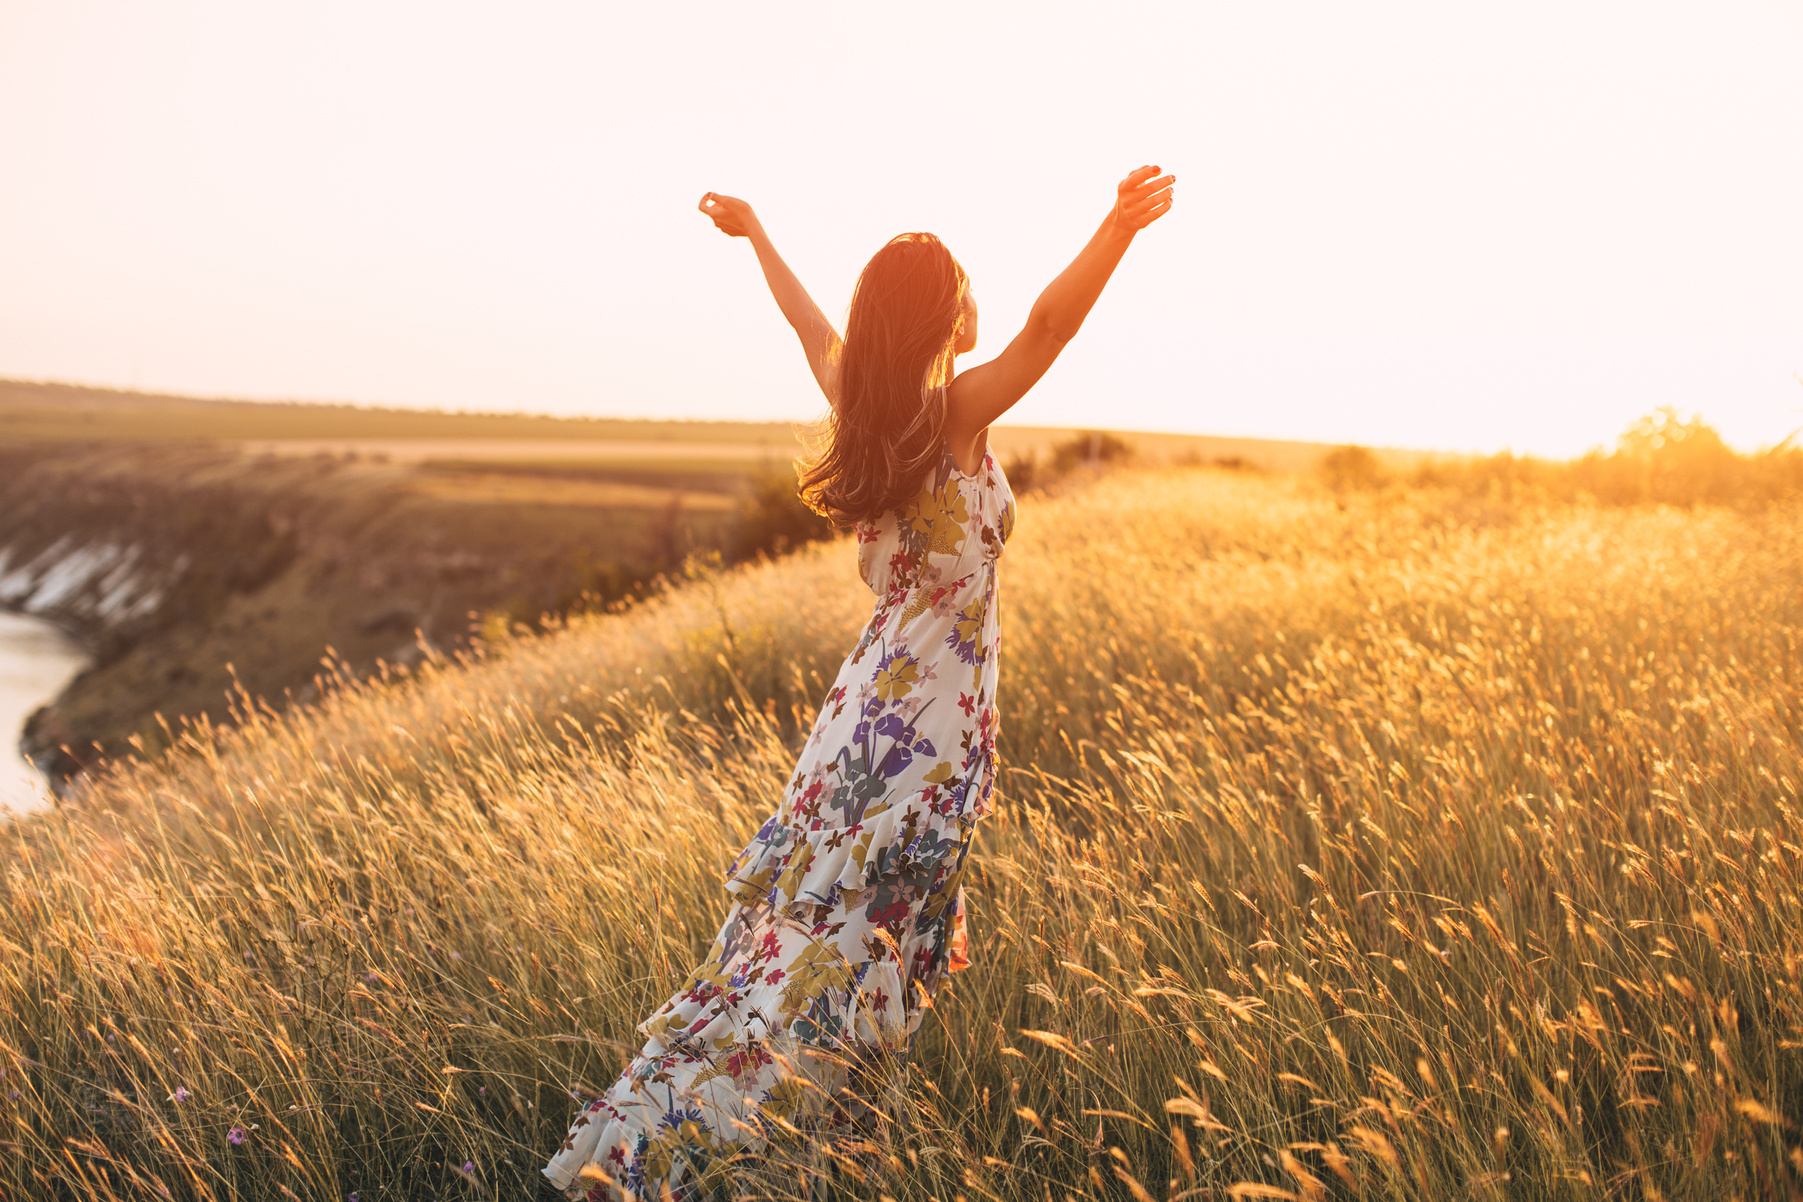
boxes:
[958,692,975,716]
[724,1043,774,1079]
[871,900,910,926]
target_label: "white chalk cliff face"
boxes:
[0,540,170,628]
[0,539,188,798]
[0,541,168,805]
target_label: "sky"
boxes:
[1,2,1799,457]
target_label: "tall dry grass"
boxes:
[4,467,1802,1200]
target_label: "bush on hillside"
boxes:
[1007,430,1138,493]
[1050,429,1136,473]
[732,466,839,559]
[1318,443,1389,492]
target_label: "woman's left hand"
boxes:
[699,193,760,238]
[1109,167,1176,234]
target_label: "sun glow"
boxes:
[1,1,1799,455]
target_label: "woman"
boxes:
[544,166,1174,1198]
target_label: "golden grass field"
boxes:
[4,463,1802,1200]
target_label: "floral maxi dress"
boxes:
[544,448,1015,1198]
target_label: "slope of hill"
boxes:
[3,464,1799,1199]
[0,439,750,782]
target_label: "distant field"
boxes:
[242,438,799,463]
[2,377,1449,473]
[407,470,739,510]
[0,378,800,446]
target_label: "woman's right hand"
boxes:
[1110,166,1176,234]
[698,192,761,238]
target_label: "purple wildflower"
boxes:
[168,1086,191,1103]
[227,1126,246,1146]
[477,1085,485,1096]
[462,1161,474,1174]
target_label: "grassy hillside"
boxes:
[3,461,1801,1200]
[1,377,1459,787]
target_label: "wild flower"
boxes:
[227,1126,246,1147]
[167,1086,191,1103]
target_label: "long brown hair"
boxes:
[799,232,969,525]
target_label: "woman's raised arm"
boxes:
[944,166,1175,469]
[699,193,843,407]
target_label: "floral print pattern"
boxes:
[543,447,1014,1199]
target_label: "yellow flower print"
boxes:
[905,482,970,555]
[947,598,985,665]
[873,651,920,701]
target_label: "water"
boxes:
[0,612,88,815]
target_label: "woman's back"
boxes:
[856,444,1015,597]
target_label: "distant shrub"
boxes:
[732,467,839,559]
[1050,430,1136,474]
[1318,444,1388,492]
[1003,431,1138,495]
[1002,452,1042,493]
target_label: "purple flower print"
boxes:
[877,744,913,778]
[661,1104,709,1134]
[872,713,909,741]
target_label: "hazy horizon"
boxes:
[3,2,1800,457]
[0,375,1482,456]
